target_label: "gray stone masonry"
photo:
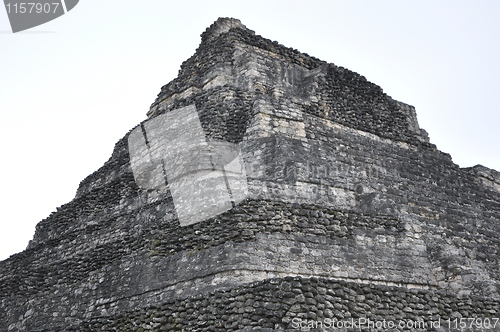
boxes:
[0,18,499,331]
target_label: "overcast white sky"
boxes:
[0,0,499,261]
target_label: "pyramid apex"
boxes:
[201,17,251,42]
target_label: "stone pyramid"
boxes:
[1,18,499,332]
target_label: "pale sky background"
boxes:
[0,0,499,261]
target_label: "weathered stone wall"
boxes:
[75,277,500,332]
[149,18,429,145]
[0,18,499,332]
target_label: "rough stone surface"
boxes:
[0,18,499,332]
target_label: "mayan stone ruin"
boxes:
[1,18,499,331]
